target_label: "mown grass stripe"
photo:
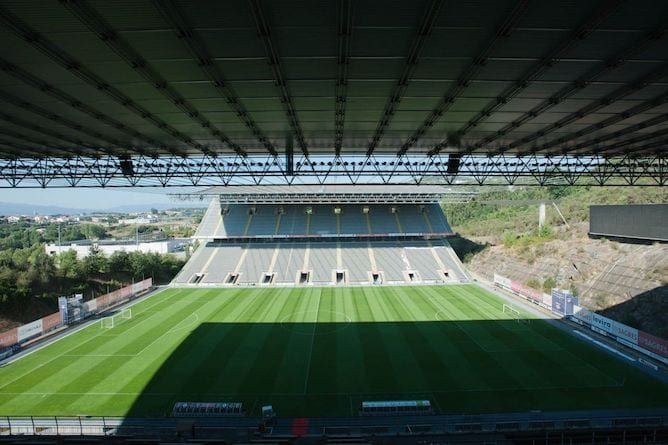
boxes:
[0,285,665,417]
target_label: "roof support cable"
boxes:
[473,18,668,153]
[0,4,192,157]
[0,56,167,157]
[429,0,624,156]
[525,90,668,156]
[59,0,245,157]
[397,0,530,156]
[334,0,353,156]
[248,0,309,156]
[366,0,445,156]
[152,0,276,156]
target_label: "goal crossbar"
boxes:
[502,304,530,324]
[101,308,132,329]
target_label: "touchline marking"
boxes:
[0,288,183,391]
[573,330,636,362]
[62,354,137,357]
[0,382,626,398]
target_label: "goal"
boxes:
[119,308,132,320]
[503,304,521,320]
[101,316,114,329]
[100,308,132,329]
[503,304,530,324]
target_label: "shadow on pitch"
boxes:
[121,317,665,421]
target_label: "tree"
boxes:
[108,251,132,274]
[543,277,557,293]
[82,247,108,275]
[58,250,80,279]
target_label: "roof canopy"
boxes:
[194,184,474,204]
[0,0,667,160]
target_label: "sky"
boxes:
[0,188,192,210]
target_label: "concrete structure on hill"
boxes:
[45,238,190,258]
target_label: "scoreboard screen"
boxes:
[589,204,667,242]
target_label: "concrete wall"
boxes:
[45,239,188,258]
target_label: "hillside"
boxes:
[444,186,668,337]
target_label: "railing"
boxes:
[0,409,665,438]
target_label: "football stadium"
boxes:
[0,0,667,443]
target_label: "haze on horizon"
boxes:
[0,188,204,211]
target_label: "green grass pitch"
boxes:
[0,284,666,417]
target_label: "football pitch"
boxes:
[0,284,666,417]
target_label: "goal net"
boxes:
[503,304,521,320]
[100,308,131,329]
[503,304,530,324]
[119,308,132,320]
[101,317,114,329]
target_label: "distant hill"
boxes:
[0,201,208,216]
[0,202,90,216]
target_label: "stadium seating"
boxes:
[174,239,467,286]
[195,203,452,239]
[175,196,466,286]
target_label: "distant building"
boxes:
[118,216,155,225]
[45,238,191,258]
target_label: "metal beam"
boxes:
[585,127,668,155]
[335,0,353,156]
[0,4,191,157]
[0,56,164,157]
[0,138,57,159]
[0,111,97,157]
[527,90,668,156]
[366,0,444,156]
[0,88,130,157]
[248,0,308,156]
[473,18,668,152]
[59,0,245,157]
[0,153,665,187]
[430,0,624,155]
[153,0,276,157]
[558,113,668,156]
[505,60,668,154]
[0,128,81,158]
[399,0,530,156]
[601,138,668,156]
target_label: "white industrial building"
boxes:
[45,238,190,258]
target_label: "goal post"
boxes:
[119,308,132,320]
[100,308,131,329]
[502,304,520,320]
[101,316,114,329]
[502,304,530,324]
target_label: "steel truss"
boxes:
[0,154,665,188]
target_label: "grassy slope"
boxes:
[443,186,668,336]
[0,286,665,417]
[443,186,667,239]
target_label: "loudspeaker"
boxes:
[447,154,461,174]
[119,158,134,177]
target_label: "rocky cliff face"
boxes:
[462,223,667,337]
